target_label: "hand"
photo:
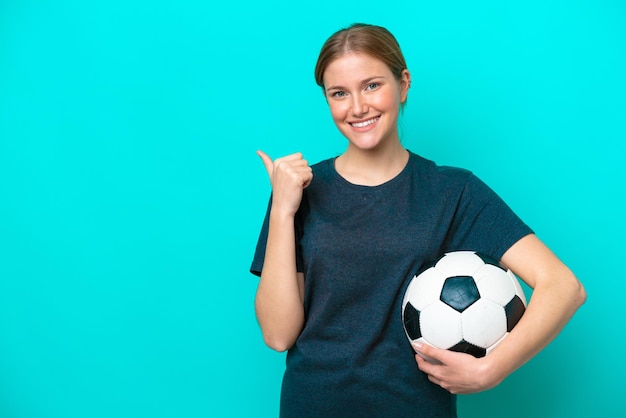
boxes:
[257,150,313,217]
[412,342,502,394]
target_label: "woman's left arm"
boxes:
[414,234,587,394]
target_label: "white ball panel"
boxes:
[474,264,516,305]
[436,251,485,277]
[462,299,507,348]
[485,332,509,355]
[404,267,447,311]
[421,301,463,349]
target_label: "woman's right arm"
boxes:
[254,151,312,352]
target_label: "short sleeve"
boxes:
[445,174,533,260]
[249,196,272,277]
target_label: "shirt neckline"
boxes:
[330,150,414,191]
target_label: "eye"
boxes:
[331,90,347,98]
[365,82,379,91]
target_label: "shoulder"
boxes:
[407,151,474,188]
[310,156,336,175]
[306,156,339,190]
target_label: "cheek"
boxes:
[328,102,347,124]
[376,91,401,110]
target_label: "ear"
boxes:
[400,69,411,103]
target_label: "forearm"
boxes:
[483,237,586,385]
[486,276,584,383]
[254,210,305,352]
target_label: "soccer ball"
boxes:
[402,251,527,358]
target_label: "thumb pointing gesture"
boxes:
[256,150,313,216]
[256,150,274,181]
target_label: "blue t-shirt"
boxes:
[251,151,532,418]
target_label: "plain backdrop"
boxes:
[1,1,624,417]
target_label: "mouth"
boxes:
[349,116,380,128]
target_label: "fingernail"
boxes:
[412,341,423,350]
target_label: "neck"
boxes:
[335,142,409,186]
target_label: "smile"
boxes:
[350,116,379,128]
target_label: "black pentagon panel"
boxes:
[449,340,487,358]
[403,302,422,340]
[474,252,502,268]
[440,276,480,312]
[505,295,526,331]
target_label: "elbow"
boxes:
[254,292,304,352]
[262,332,296,353]
[256,309,300,352]
[255,298,303,352]
[574,279,587,309]
[562,271,587,312]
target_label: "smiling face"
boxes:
[322,52,410,153]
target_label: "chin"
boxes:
[348,140,385,152]
[349,132,392,150]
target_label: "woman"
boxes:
[251,23,585,417]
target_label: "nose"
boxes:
[351,94,368,117]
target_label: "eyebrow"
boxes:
[325,76,386,92]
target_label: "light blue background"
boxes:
[1,1,624,417]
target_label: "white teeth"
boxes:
[351,117,379,128]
